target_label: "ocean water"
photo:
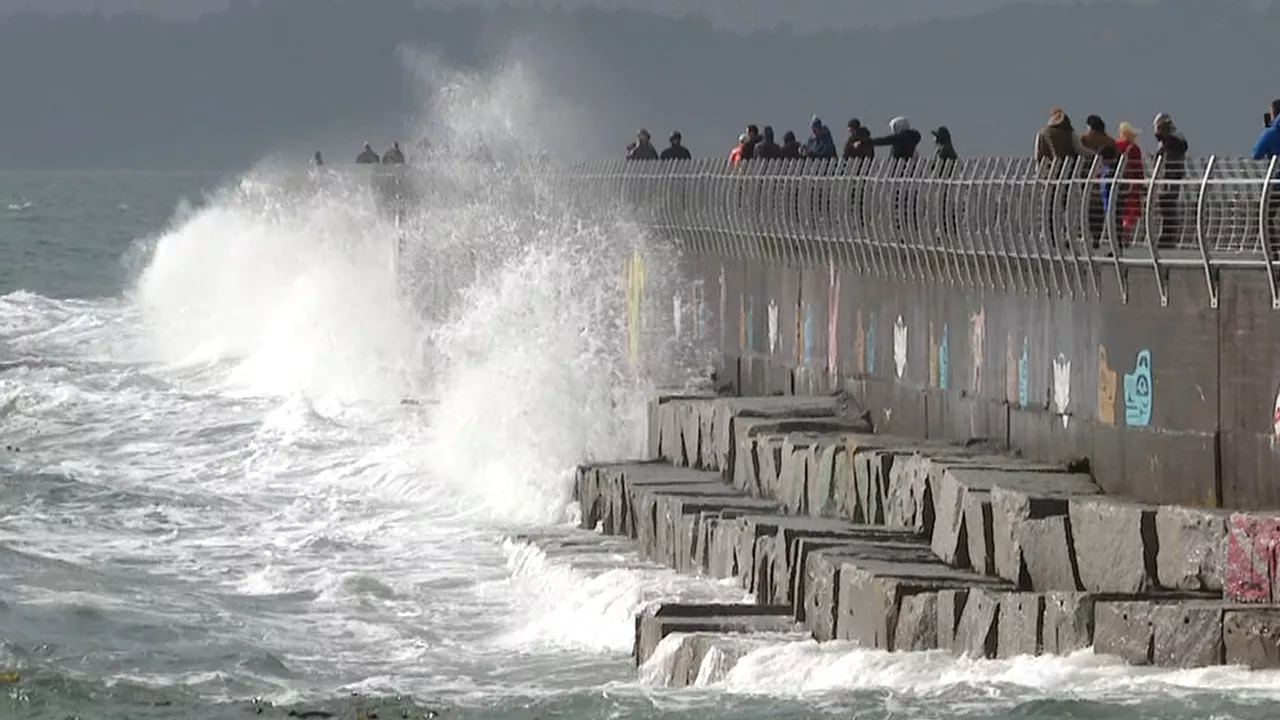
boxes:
[4,77,1280,720]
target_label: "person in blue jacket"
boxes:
[1252,100,1280,159]
[803,116,837,159]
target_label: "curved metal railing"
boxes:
[532,156,1280,307]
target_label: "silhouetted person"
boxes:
[932,126,957,161]
[382,141,405,164]
[779,131,802,158]
[660,131,691,160]
[356,142,380,164]
[740,124,762,160]
[756,126,781,159]
[803,117,837,158]
[729,132,748,164]
[310,150,324,167]
[1081,115,1116,155]
[1253,99,1280,159]
[626,129,659,160]
[861,116,922,159]
[1035,109,1090,162]
[844,119,874,160]
[1152,112,1189,247]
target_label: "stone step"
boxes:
[640,631,811,688]
[633,603,799,667]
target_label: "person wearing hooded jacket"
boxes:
[779,131,802,159]
[803,117,838,159]
[931,126,957,162]
[859,116,922,160]
[755,126,781,159]
[660,132,691,160]
[1152,113,1189,247]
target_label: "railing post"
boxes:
[1259,156,1279,309]
[1193,155,1218,308]
[1104,153,1128,304]
[1143,154,1169,307]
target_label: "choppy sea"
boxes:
[2,155,1280,720]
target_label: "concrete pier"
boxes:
[570,393,1280,686]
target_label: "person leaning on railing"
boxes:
[660,131,691,160]
[1152,113,1189,248]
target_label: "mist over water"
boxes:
[3,48,1280,720]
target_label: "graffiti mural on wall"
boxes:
[1123,349,1154,427]
[828,264,840,381]
[929,322,939,387]
[1272,385,1280,446]
[766,299,778,356]
[939,323,950,391]
[867,311,877,375]
[855,310,866,375]
[1018,337,1030,409]
[1053,353,1071,427]
[1098,345,1118,426]
[893,315,908,379]
[801,302,814,365]
[672,293,683,340]
[1005,333,1017,404]
[970,308,985,395]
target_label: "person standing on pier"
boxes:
[858,116,922,160]
[1152,113,1189,247]
[626,129,659,160]
[779,131,802,158]
[844,119,874,160]
[355,142,380,164]
[1113,121,1146,242]
[1252,100,1280,159]
[1080,115,1116,155]
[755,126,781,159]
[660,131,691,160]
[802,117,837,159]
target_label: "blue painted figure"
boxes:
[1017,337,1029,408]
[939,323,950,390]
[1124,349,1153,427]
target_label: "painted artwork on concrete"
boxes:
[928,322,939,388]
[767,299,778,356]
[1124,349,1153,427]
[1097,344,1118,426]
[867,311,877,375]
[970,308,985,395]
[939,323,950,391]
[1053,352,1071,427]
[801,302,814,365]
[1005,333,1017,404]
[1017,337,1030,409]
[855,310,866,375]
[893,315,908,379]
[1272,385,1280,446]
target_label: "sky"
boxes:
[0,0,1244,33]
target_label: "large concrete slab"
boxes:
[894,592,940,652]
[988,474,1099,588]
[835,557,1012,650]
[1042,592,1097,655]
[1070,497,1159,594]
[1224,512,1280,603]
[801,541,941,642]
[1223,608,1280,669]
[953,587,1001,659]
[633,603,798,667]
[710,395,848,472]
[1155,505,1229,592]
[997,593,1044,658]
[1094,600,1230,668]
[936,588,969,653]
[643,631,811,688]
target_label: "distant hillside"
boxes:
[0,0,1273,169]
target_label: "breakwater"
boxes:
[547,154,1280,511]
[577,394,1280,681]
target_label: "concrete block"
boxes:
[1156,505,1229,592]
[801,541,940,642]
[1151,602,1224,668]
[963,490,995,576]
[835,558,1010,651]
[953,587,1000,659]
[1224,608,1280,669]
[678,399,703,468]
[936,589,969,652]
[1224,512,1280,604]
[711,395,844,474]
[755,517,921,606]
[1017,516,1082,592]
[754,434,788,500]
[1070,497,1158,594]
[635,481,737,564]
[826,444,861,523]
[885,452,935,534]
[990,476,1098,588]
[778,434,821,514]
[633,603,798,667]
[894,592,939,652]
[996,593,1044,658]
[647,632,810,688]
[1093,601,1154,665]
[807,442,841,519]
[1042,592,1095,655]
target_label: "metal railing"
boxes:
[533,156,1280,308]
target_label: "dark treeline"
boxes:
[0,0,1275,170]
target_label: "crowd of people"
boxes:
[309,141,411,167]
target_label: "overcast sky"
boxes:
[7,0,1267,33]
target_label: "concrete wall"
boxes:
[604,157,1280,510]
